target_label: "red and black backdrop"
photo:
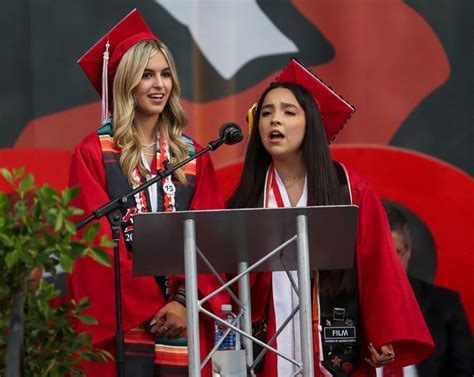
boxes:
[1,1,472,328]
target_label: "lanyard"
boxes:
[158,131,176,212]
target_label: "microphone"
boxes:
[208,122,244,150]
[219,122,244,145]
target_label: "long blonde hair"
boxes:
[112,40,189,185]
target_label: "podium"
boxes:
[132,205,358,376]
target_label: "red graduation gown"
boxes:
[251,166,434,376]
[68,132,227,376]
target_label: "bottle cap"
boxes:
[221,304,232,312]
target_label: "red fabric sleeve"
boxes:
[67,132,164,345]
[189,144,224,211]
[349,170,434,373]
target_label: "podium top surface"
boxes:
[132,205,358,276]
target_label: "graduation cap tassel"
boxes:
[101,41,110,124]
[246,103,257,135]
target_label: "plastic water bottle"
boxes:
[214,304,240,350]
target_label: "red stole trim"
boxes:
[158,133,173,212]
[265,164,285,208]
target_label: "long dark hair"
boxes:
[228,82,343,208]
[227,82,351,295]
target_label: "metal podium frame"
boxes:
[132,205,358,377]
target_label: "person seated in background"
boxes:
[382,201,474,377]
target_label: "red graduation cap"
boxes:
[276,59,355,142]
[78,9,159,122]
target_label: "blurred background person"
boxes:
[381,201,473,377]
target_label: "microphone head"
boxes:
[219,122,244,145]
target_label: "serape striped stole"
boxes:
[124,325,188,377]
[97,122,195,375]
[96,121,197,254]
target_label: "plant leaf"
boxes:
[0,232,14,247]
[99,234,115,248]
[86,247,111,267]
[68,185,81,200]
[71,207,84,216]
[19,174,34,194]
[73,314,98,325]
[64,219,77,235]
[69,242,86,260]
[1,168,13,184]
[39,184,59,205]
[59,254,73,273]
[54,211,64,232]
[13,166,25,179]
[61,187,76,206]
[83,223,100,242]
[0,192,9,212]
[5,249,20,267]
[43,232,57,245]
[74,297,92,312]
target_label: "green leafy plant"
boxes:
[0,168,114,376]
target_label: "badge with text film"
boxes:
[320,273,360,376]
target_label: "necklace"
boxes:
[142,142,156,150]
[280,174,305,182]
[137,125,157,149]
[142,150,156,156]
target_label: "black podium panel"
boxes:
[132,205,358,276]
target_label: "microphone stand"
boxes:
[74,135,227,377]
